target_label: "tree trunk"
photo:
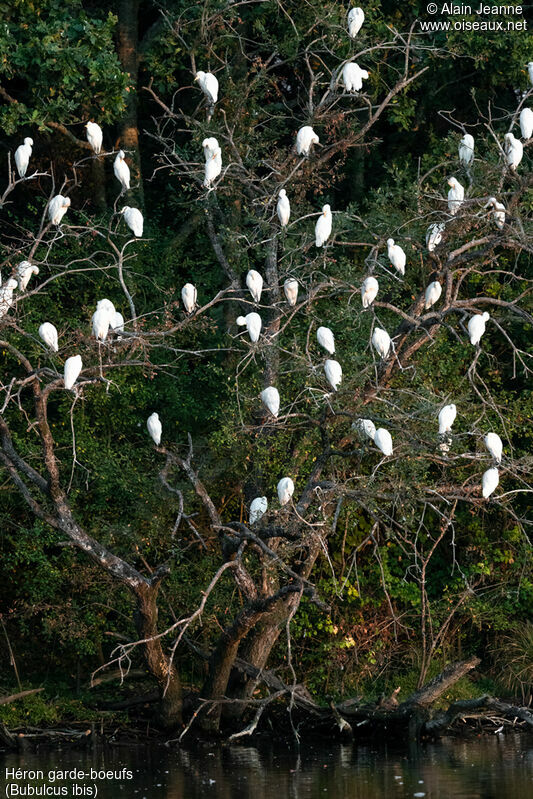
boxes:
[116,0,144,206]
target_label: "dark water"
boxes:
[1,734,532,798]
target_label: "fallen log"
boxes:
[425,696,533,734]
[0,688,44,705]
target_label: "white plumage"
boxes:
[458,134,474,167]
[315,204,332,247]
[519,108,533,140]
[317,326,335,355]
[484,432,503,463]
[361,276,378,308]
[504,133,523,171]
[85,122,103,154]
[468,312,489,346]
[250,496,268,525]
[347,7,365,37]
[486,197,505,229]
[96,298,116,322]
[284,278,299,307]
[424,281,442,310]
[246,270,263,303]
[17,261,39,292]
[0,278,18,318]
[387,239,406,275]
[39,322,58,352]
[277,477,294,506]
[357,418,376,440]
[64,355,82,390]
[438,404,456,435]
[277,189,290,226]
[202,137,219,159]
[181,283,197,313]
[482,467,499,499]
[237,312,262,342]
[447,177,464,215]
[204,146,222,188]
[371,327,391,359]
[342,63,369,92]
[121,206,143,237]
[296,125,319,156]
[529,62,533,86]
[147,412,162,445]
[426,222,445,252]
[48,195,71,225]
[261,386,280,417]
[111,311,124,334]
[195,71,219,104]
[92,308,110,342]
[374,428,393,456]
[114,150,130,190]
[324,359,342,391]
[14,137,33,178]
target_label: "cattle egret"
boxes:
[447,177,464,215]
[195,71,219,104]
[296,125,319,156]
[246,270,263,303]
[64,355,82,390]
[317,326,335,355]
[387,239,406,275]
[484,432,503,463]
[347,7,364,37]
[181,283,197,314]
[14,137,33,178]
[277,477,294,506]
[504,133,523,171]
[111,311,124,334]
[315,204,332,247]
[342,63,369,92]
[284,278,299,306]
[324,359,342,391]
[48,195,71,225]
[424,281,442,310]
[372,327,391,359]
[204,145,222,188]
[147,412,162,445]
[96,298,116,322]
[250,496,268,525]
[121,206,143,237]
[438,404,456,434]
[237,312,262,342]
[356,418,376,440]
[17,261,39,292]
[458,134,474,167]
[374,428,393,456]
[0,278,18,318]
[92,309,110,342]
[361,276,378,308]
[202,137,219,159]
[39,322,58,352]
[277,189,290,226]
[486,197,505,229]
[114,150,130,190]
[468,311,490,346]
[261,386,280,417]
[482,467,499,499]
[426,222,445,252]
[519,108,533,140]
[85,122,103,154]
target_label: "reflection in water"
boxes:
[0,733,531,798]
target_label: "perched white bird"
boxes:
[0,278,19,318]
[347,7,365,37]
[519,108,533,140]
[361,276,378,308]
[277,189,291,227]
[92,308,110,342]
[204,146,222,188]
[85,122,103,154]
[64,354,82,390]
[195,71,219,104]
[438,404,456,435]
[17,261,39,292]
[458,134,474,167]
[39,322,58,352]
[486,197,505,229]
[250,496,268,525]
[424,280,442,310]
[111,311,124,334]
[324,359,342,391]
[374,428,393,456]
[484,432,503,463]
[48,195,71,225]
[387,239,406,275]
[315,204,332,247]
[504,133,523,171]
[284,278,299,306]
[342,62,369,92]
[371,327,391,359]
[356,418,376,440]
[121,206,143,237]
[202,137,219,160]
[181,283,197,313]
[147,412,162,445]
[468,311,490,346]
[14,137,33,178]
[96,298,116,322]
[482,467,499,499]
[261,386,280,417]
[246,270,263,303]
[236,312,262,342]
[296,125,319,156]
[447,177,464,215]
[317,326,335,355]
[528,62,533,86]
[426,222,445,252]
[114,150,130,190]
[277,477,294,506]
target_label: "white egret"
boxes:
[361,276,378,308]
[284,278,299,306]
[468,312,490,346]
[92,308,110,342]
[296,125,319,156]
[519,108,533,140]
[202,137,219,159]
[356,418,376,440]
[0,278,18,318]
[424,280,442,310]
[181,283,197,314]
[39,322,58,352]
[528,62,533,86]
[111,311,124,335]
[387,239,406,275]
[347,7,364,37]
[426,222,445,252]
[114,150,130,190]
[374,428,393,456]
[14,137,33,178]
[121,206,143,237]
[458,133,474,167]
[195,71,219,104]
[277,189,290,226]
[261,386,280,417]
[48,195,71,225]
[315,204,332,247]
[482,467,499,499]
[371,327,391,359]
[504,133,523,171]
[484,432,503,463]
[204,146,222,188]
[96,298,116,322]
[246,270,263,303]
[486,197,505,229]
[447,177,464,215]
[250,496,268,525]
[277,477,294,506]
[85,122,103,154]
[17,261,39,292]
[317,326,335,355]
[64,354,82,390]
[236,311,262,342]
[147,412,162,445]
[324,359,342,391]
[342,63,369,93]
[438,404,456,434]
